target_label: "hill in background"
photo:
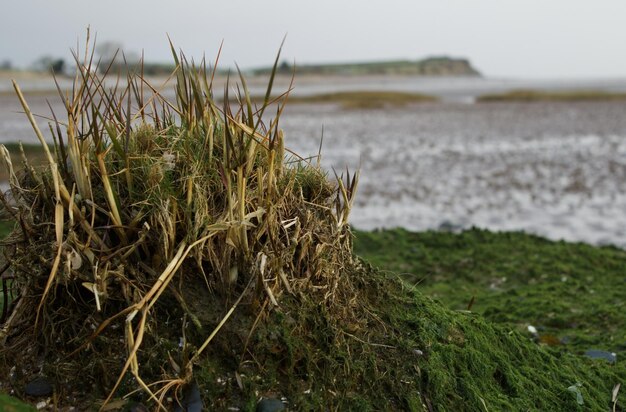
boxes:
[252,56,481,76]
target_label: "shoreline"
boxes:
[5,70,626,102]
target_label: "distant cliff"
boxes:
[252,56,481,77]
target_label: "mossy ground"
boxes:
[1,225,625,410]
[1,225,624,410]
[179,259,625,411]
[353,228,626,358]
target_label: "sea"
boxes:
[2,74,626,248]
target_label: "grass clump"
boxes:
[0,37,359,409]
[477,89,626,102]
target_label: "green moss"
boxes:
[0,220,14,238]
[3,225,624,410]
[353,228,626,400]
[197,262,623,410]
[100,228,626,409]
[0,394,36,411]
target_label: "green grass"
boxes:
[477,89,626,102]
[0,394,36,411]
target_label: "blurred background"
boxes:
[2,0,626,246]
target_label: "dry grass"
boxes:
[0,34,359,410]
[285,90,437,109]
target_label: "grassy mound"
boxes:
[477,89,626,102]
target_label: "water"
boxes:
[2,75,626,247]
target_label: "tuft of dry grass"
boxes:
[0,34,359,410]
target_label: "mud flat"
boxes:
[279,100,626,248]
[2,82,626,247]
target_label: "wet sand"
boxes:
[279,101,626,247]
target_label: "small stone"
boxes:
[257,398,286,412]
[129,403,149,412]
[173,382,203,412]
[438,220,461,232]
[25,376,53,397]
[585,349,617,363]
[560,336,572,345]
[413,349,424,356]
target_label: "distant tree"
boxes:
[0,60,12,70]
[278,60,292,74]
[50,59,65,74]
[33,56,66,75]
[96,41,123,70]
[95,41,140,73]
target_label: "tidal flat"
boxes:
[3,85,626,248]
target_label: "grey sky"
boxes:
[2,0,626,78]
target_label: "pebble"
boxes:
[257,398,286,412]
[584,349,617,363]
[438,220,462,232]
[25,377,53,397]
[173,382,203,412]
[129,403,149,412]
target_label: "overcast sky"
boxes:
[2,0,626,79]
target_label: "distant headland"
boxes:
[251,56,482,77]
[0,55,481,80]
